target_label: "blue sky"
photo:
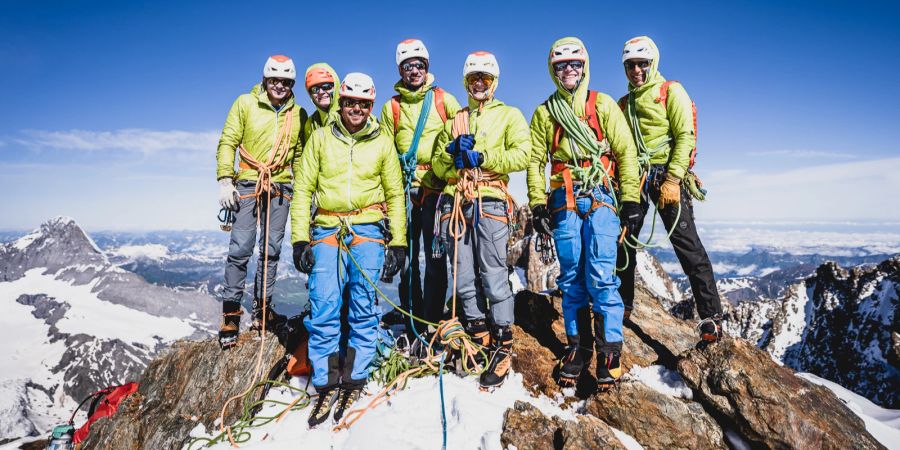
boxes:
[1,0,899,230]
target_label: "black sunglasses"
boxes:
[266,78,295,88]
[340,98,373,109]
[309,83,335,94]
[624,60,651,70]
[401,61,427,72]
[553,60,584,72]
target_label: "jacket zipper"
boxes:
[347,139,355,210]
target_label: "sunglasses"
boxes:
[266,78,295,88]
[340,99,373,109]
[465,72,495,86]
[309,83,334,94]
[553,60,584,72]
[624,60,651,70]
[401,61,427,72]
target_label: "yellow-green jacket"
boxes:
[620,36,695,181]
[527,37,640,206]
[216,85,308,183]
[379,74,461,190]
[432,97,530,200]
[303,63,341,142]
[290,117,407,247]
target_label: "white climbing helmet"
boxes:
[549,43,587,64]
[463,51,500,78]
[622,37,657,63]
[263,55,297,80]
[396,39,430,66]
[340,72,376,101]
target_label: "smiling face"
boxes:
[624,59,651,87]
[399,57,428,90]
[265,77,294,106]
[308,82,334,110]
[339,98,372,133]
[553,60,584,91]
[466,72,494,102]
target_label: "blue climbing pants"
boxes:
[304,223,384,387]
[550,185,624,353]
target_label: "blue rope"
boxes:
[439,352,447,450]
[400,89,435,349]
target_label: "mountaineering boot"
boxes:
[218,301,242,350]
[308,353,342,428]
[332,380,365,423]
[465,319,491,372]
[557,335,592,387]
[698,315,723,343]
[595,351,622,392]
[307,385,339,428]
[479,325,513,391]
[250,298,286,334]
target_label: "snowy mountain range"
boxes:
[0,217,220,440]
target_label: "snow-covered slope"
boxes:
[0,217,221,440]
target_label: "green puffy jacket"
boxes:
[379,73,461,190]
[290,116,407,247]
[527,37,640,207]
[432,95,531,200]
[303,63,341,142]
[216,85,308,183]
[620,36,695,181]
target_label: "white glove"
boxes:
[218,178,239,210]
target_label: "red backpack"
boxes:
[619,80,698,169]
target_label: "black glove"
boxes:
[619,201,643,236]
[292,241,314,274]
[382,246,406,279]
[531,204,552,236]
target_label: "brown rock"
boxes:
[677,338,885,450]
[586,381,726,450]
[500,401,625,450]
[82,332,286,449]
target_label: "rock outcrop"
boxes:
[500,401,626,450]
[82,333,285,450]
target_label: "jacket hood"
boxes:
[624,36,663,93]
[548,37,590,116]
[394,73,436,102]
[305,62,341,116]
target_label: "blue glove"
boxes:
[445,134,476,155]
[455,149,484,169]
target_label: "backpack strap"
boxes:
[433,87,448,123]
[585,90,603,141]
[617,94,628,112]
[391,94,402,134]
[655,80,678,109]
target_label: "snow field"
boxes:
[196,370,644,450]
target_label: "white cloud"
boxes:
[16,129,218,154]
[747,149,857,159]
[696,157,900,222]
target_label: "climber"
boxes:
[526,38,640,389]
[216,55,307,349]
[616,36,724,342]
[433,51,530,390]
[303,63,341,141]
[379,39,461,336]
[290,72,407,427]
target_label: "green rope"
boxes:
[187,379,312,449]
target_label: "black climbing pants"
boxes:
[616,166,723,319]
